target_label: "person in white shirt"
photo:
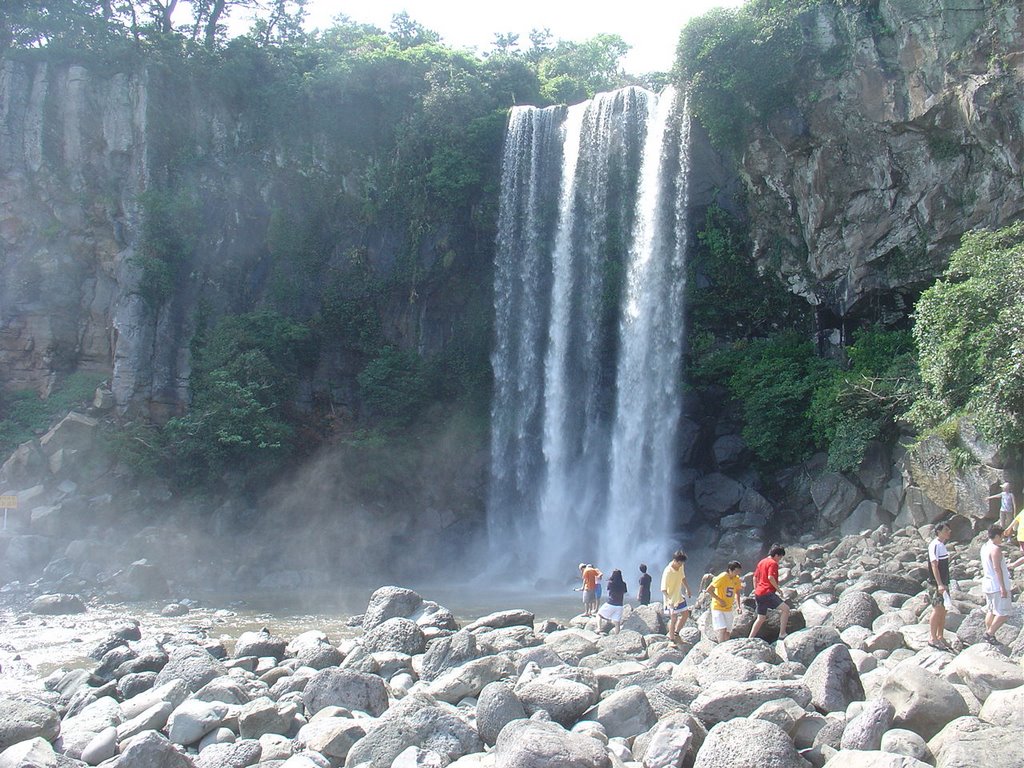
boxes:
[927,522,953,650]
[987,482,1017,528]
[981,525,1013,644]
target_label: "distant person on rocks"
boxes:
[981,525,1012,644]
[661,550,692,641]
[707,560,743,643]
[988,482,1017,528]
[749,545,791,641]
[927,522,954,651]
[578,563,602,617]
[597,569,628,633]
[638,563,652,605]
[1002,505,1024,569]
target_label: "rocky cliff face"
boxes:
[740,0,1023,331]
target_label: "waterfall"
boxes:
[489,87,691,579]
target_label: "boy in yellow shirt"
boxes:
[706,561,744,642]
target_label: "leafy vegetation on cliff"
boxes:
[912,222,1024,446]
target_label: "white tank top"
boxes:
[980,540,1010,593]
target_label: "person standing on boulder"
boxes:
[661,551,692,640]
[927,521,953,651]
[988,481,1017,528]
[638,563,652,605]
[597,569,628,633]
[707,561,743,643]
[749,545,791,641]
[578,563,602,617]
[981,525,1013,644]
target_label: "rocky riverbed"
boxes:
[1,522,1023,768]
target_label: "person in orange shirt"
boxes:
[578,563,603,616]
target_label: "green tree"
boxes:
[912,222,1024,445]
[538,34,630,104]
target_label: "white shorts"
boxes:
[711,609,735,631]
[985,591,1013,617]
[598,603,624,623]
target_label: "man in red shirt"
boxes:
[748,545,791,640]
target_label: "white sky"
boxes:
[289,0,745,73]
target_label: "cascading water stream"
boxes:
[489,86,692,579]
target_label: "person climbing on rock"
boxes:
[661,550,691,640]
[637,563,652,605]
[988,481,1017,528]
[927,521,954,651]
[981,525,1012,644]
[749,544,791,641]
[707,560,743,643]
[597,569,628,634]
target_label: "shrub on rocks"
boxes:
[476,682,526,746]
[692,717,805,768]
[0,695,60,751]
[880,662,968,739]
[302,668,388,717]
[493,719,610,768]
[345,693,482,768]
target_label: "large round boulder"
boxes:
[427,655,516,704]
[493,719,610,768]
[840,698,895,751]
[782,627,843,668]
[362,617,425,656]
[515,677,597,727]
[154,646,228,693]
[420,631,480,682]
[804,644,864,714]
[477,683,526,746]
[880,662,968,739]
[233,629,287,661]
[689,680,812,727]
[345,694,482,768]
[362,587,423,632]
[302,668,389,717]
[693,718,805,768]
[0,695,60,751]
[829,592,881,632]
[581,685,656,740]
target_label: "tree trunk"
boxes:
[204,0,226,48]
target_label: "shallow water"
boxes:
[0,585,586,692]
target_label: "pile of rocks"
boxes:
[1,525,1022,768]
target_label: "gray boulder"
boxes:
[581,685,656,740]
[115,730,196,767]
[476,683,526,746]
[81,726,118,765]
[0,695,60,751]
[362,617,425,656]
[840,699,895,751]
[635,712,696,768]
[515,678,598,728]
[195,739,262,768]
[880,662,968,739]
[543,630,599,665]
[879,729,928,762]
[154,647,228,693]
[362,587,423,632]
[233,630,287,661]
[829,592,880,632]
[821,751,930,767]
[782,628,843,668]
[0,737,65,768]
[30,593,86,615]
[345,694,482,768]
[427,655,516,704]
[302,668,388,717]
[949,645,1024,702]
[978,685,1024,727]
[689,680,812,727]
[121,680,189,720]
[293,718,365,764]
[167,700,229,746]
[927,715,1024,768]
[464,609,535,632]
[805,644,864,714]
[692,718,805,768]
[420,631,480,683]
[237,698,293,740]
[493,719,610,768]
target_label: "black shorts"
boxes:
[754,592,783,615]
